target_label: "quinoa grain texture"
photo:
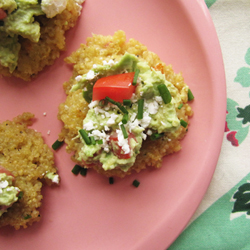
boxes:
[0,0,83,81]
[0,113,59,229]
[58,30,193,178]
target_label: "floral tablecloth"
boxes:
[169,0,250,249]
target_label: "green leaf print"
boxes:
[234,48,250,87]
[226,98,249,145]
[237,105,250,124]
[205,0,217,8]
[234,67,250,87]
[231,182,250,219]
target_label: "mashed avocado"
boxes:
[71,53,182,172]
[0,173,20,217]
[0,0,45,72]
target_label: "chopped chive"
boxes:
[123,99,132,106]
[90,136,96,145]
[83,90,92,103]
[188,88,194,101]
[18,191,24,200]
[105,96,128,114]
[157,84,172,104]
[150,132,164,140]
[122,113,129,124]
[120,124,128,139]
[24,214,32,220]
[97,139,103,144]
[72,164,82,175]
[132,69,140,85]
[79,129,91,145]
[178,103,183,109]
[180,119,188,128]
[109,177,114,184]
[137,99,144,119]
[80,168,88,177]
[105,96,117,105]
[132,179,140,187]
[99,99,108,107]
[117,103,128,114]
[52,139,64,150]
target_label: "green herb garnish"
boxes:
[52,140,64,150]
[120,124,128,139]
[79,129,91,145]
[137,99,144,119]
[132,179,140,187]
[150,132,164,140]
[24,214,32,220]
[178,103,183,109]
[157,84,171,104]
[18,191,24,200]
[188,88,194,101]
[180,119,188,128]
[132,69,140,85]
[109,177,114,184]
[123,99,132,106]
[122,113,129,124]
[72,165,82,175]
[80,168,88,177]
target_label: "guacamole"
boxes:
[0,0,70,73]
[70,53,184,172]
[0,173,20,217]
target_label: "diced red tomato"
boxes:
[0,165,14,179]
[92,72,136,103]
[109,132,136,159]
[0,9,7,20]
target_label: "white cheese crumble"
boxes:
[116,127,130,154]
[75,75,83,82]
[0,180,8,189]
[103,59,115,66]
[107,113,119,126]
[41,0,68,18]
[83,120,96,131]
[86,70,96,80]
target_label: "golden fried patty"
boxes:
[0,112,59,229]
[58,30,193,178]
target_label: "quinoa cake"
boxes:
[0,112,59,229]
[0,0,84,81]
[58,30,193,178]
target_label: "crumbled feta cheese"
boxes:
[139,112,151,128]
[107,113,118,126]
[83,121,96,131]
[86,70,96,80]
[88,100,99,109]
[0,180,9,189]
[116,129,130,154]
[75,75,83,82]
[147,129,153,136]
[141,132,147,140]
[41,0,68,18]
[103,59,115,66]
[146,100,159,115]
[131,93,138,103]
[52,174,60,184]
[155,96,163,103]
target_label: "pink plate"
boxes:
[0,0,226,249]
